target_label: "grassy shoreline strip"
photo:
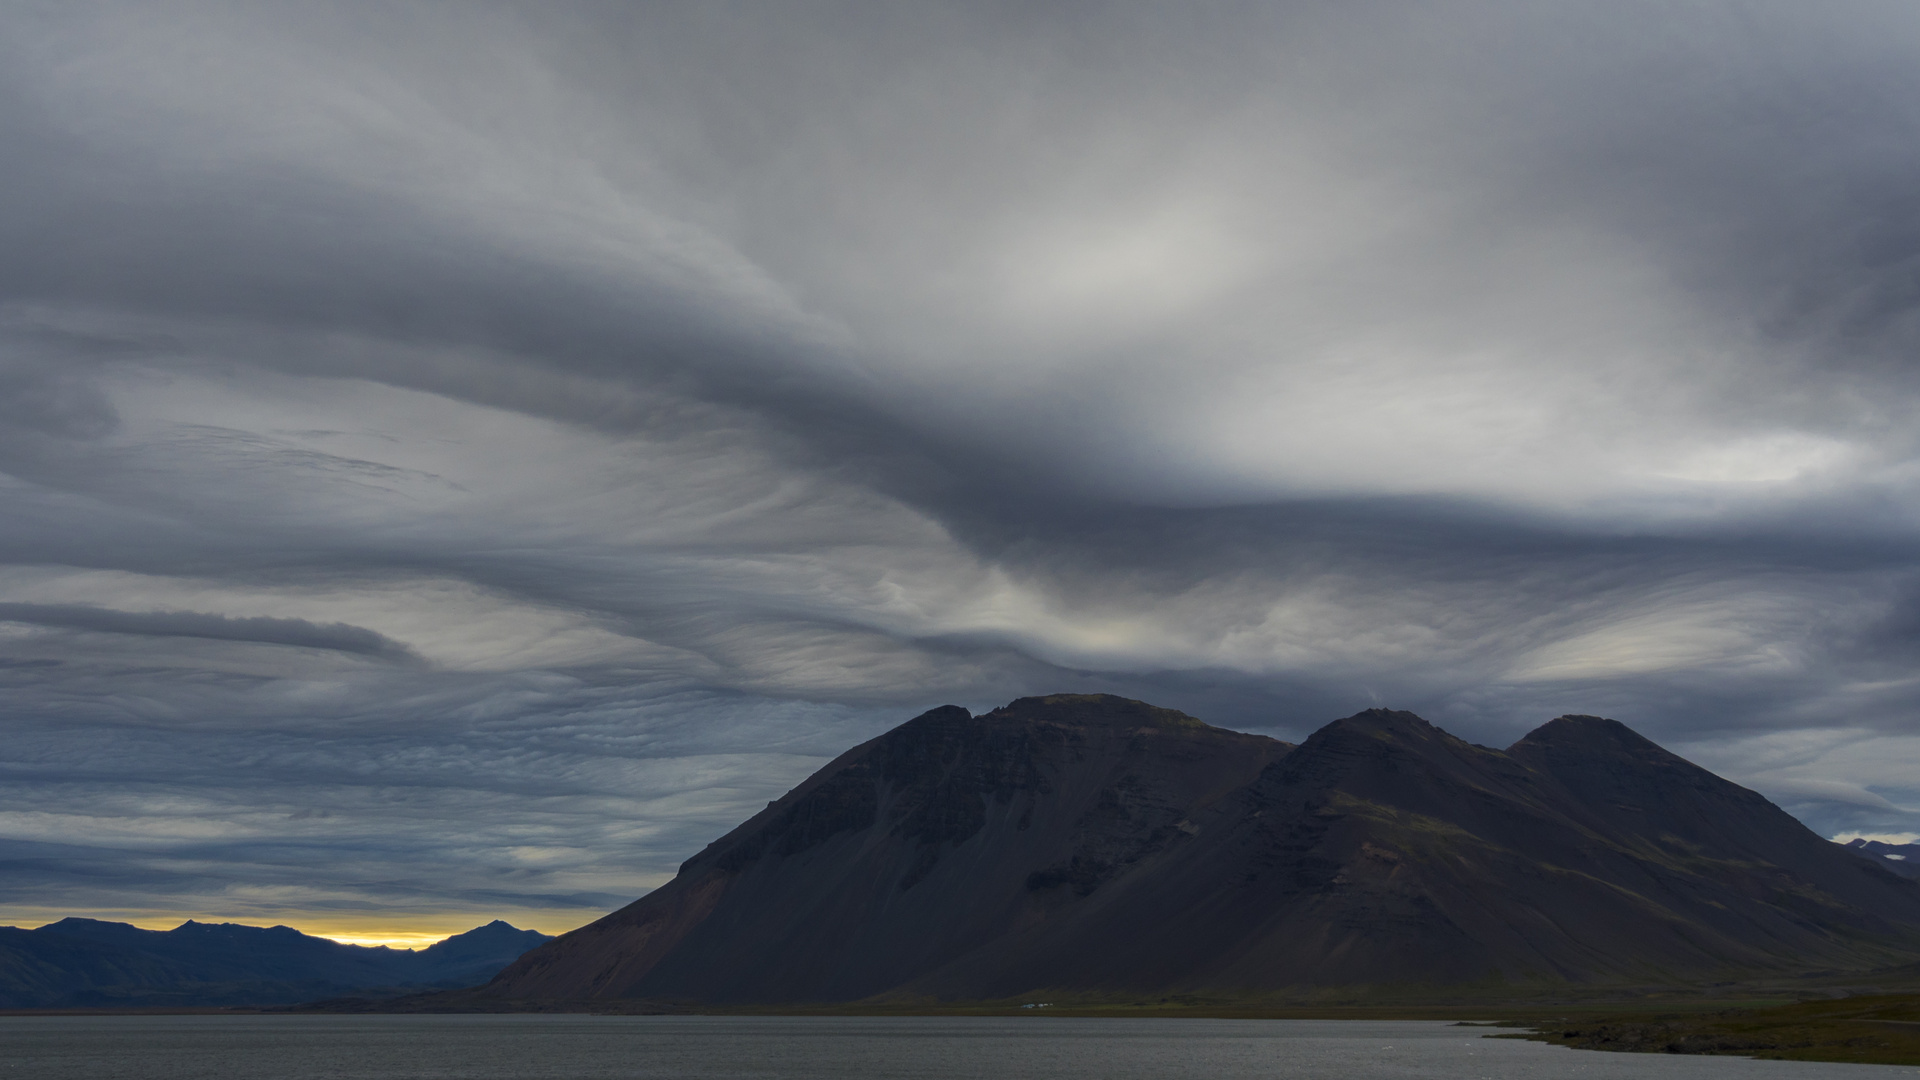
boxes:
[1499,992,1920,1066]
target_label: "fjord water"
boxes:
[3,1015,1906,1079]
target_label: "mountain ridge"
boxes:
[0,917,551,1008]
[1844,838,1920,881]
[481,695,1920,1003]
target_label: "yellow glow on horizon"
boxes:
[0,906,602,947]
[317,930,466,950]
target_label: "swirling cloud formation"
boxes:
[2,2,1919,935]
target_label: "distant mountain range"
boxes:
[0,917,549,1007]
[1845,838,1920,881]
[477,695,1920,1004]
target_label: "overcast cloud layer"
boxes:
[4,1,1920,940]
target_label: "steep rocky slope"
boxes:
[482,696,1920,1002]
[490,696,1286,1001]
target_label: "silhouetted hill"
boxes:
[481,696,1920,1003]
[413,920,555,986]
[0,925,197,1008]
[490,695,1285,1002]
[0,918,551,1007]
[1842,838,1920,881]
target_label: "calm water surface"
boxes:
[2,1015,1916,1079]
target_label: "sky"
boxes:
[3,1,1920,945]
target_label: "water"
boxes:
[1,1015,1913,1079]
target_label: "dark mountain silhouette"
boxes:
[0,917,550,1007]
[409,920,557,986]
[1842,838,1920,881]
[482,696,1920,1003]
[490,696,1285,1002]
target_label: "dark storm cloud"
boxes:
[0,603,416,660]
[4,1,1920,932]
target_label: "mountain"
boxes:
[0,918,551,1007]
[410,920,556,986]
[481,695,1920,1004]
[1843,838,1920,881]
[489,696,1286,1002]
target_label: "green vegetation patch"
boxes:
[1502,992,1920,1066]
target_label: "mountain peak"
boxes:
[419,920,552,964]
[1510,713,1662,754]
[432,919,540,943]
[39,917,126,931]
[1289,708,1449,754]
[1504,712,1879,897]
[1331,707,1432,730]
[983,694,1208,730]
[1509,712,1730,798]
